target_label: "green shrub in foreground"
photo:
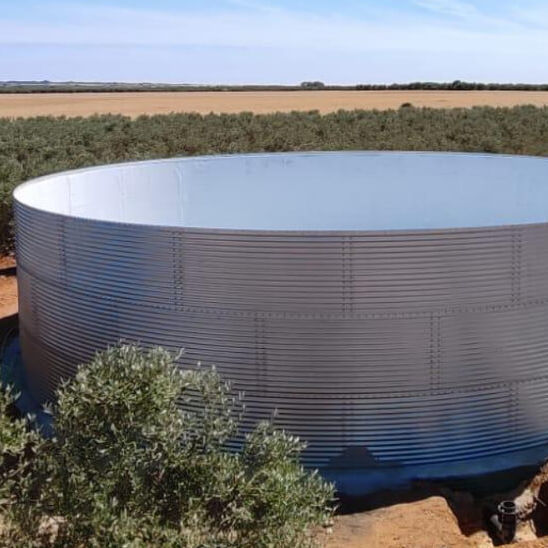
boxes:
[1,345,334,547]
[0,385,44,546]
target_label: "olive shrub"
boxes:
[0,385,44,545]
[0,345,334,547]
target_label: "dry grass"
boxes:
[1,90,548,118]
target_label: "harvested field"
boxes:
[2,90,548,118]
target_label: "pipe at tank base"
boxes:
[487,500,517,544]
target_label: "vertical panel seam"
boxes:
[254,314,267,394]
[430,312,441,392]
[173,231,184,310]
[511,228,522,305]
[60,217,67,287]
[342,235,353,315]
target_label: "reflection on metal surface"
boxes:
[14,152,548,470]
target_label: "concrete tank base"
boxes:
[325,445,548,495]
[13,152,548,486]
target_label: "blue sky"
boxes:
[1,0,548,83]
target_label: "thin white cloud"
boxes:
[509,3,548,29]
[224,0,280,13]
[2,2,548,83]
[0,1,546,57]
[413,0,479,19]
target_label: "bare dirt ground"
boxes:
[1,90,548,118]
[0,256,16,271]
[325,496,477,548]
[326,496,548,548]
[0,256,17,319]
[0,272,17,319]
[323,464,548,548]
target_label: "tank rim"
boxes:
[13,150,548,235]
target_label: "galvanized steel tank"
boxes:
[14,152,548,487]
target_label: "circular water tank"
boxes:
[14,152,548,492]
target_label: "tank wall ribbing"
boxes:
[15,199,548,468]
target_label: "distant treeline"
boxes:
[1,105,548,252]
[2,80,548,93]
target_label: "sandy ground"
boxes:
[325,497,548,548]
[0,276,17,319]
[323,464,548,547]
[0,256,17,319]
[0,256,16,271]
[326,496,484,548]
[1,90,548,118]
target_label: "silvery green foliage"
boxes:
[0,386,29,457]
[0,384,44,546]
[3,344,334,547]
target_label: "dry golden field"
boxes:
[2,90,548,118]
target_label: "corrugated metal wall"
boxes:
[15,195,548,469]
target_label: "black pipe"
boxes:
[489,500,517,544]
